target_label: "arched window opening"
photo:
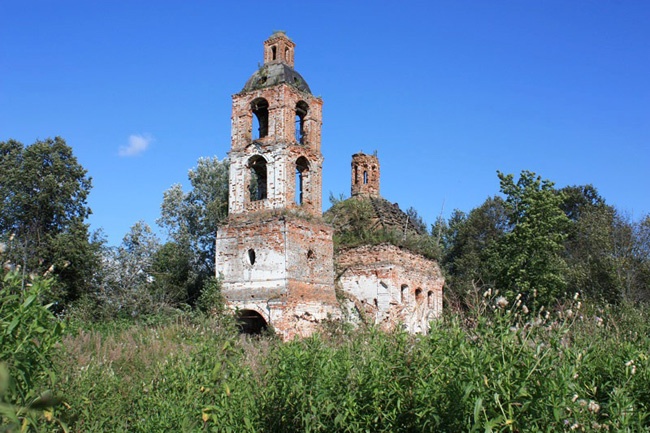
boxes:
[248,156,267,201]
[427,291,433,308]
[401,284,408,304]
[295,101,309,144]
[271,46,277,60]
[415,288,423,305]
[237,310,268,335]
[363,170,368,184]
[354,166,358,184]
[295,156,309,205]
[247,249,256,265]
[251,98,269,139]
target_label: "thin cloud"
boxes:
[119,133,153,157]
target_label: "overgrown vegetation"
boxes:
[1,271,65,431]
[325,195,440,260]
[12,294,647,432]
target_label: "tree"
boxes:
[94,221,164,318]
[560,185,622,303]
[157,156,229,303]
[440,197,508,304]
[492,171,570,309]
[0,137,100,303]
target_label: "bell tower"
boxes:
[228,31,324,217]
[351,152,380,198]
[216,32,338,339]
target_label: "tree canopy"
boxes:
[0,137,100,302]
[157,156,229,303]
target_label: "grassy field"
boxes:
[30,298,648,432]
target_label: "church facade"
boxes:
[215,32,443,339]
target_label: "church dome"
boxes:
[242,63,312,94]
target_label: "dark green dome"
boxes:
[242,63,312,94]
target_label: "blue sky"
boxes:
[1,1,648,246]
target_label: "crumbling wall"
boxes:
[336,243,444,333]
[216,213,339,340]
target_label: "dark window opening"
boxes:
[295,156,309,205]
[247,248,256,265]
[295,101,308,144]
[354,166,358,184]
[271,46,277,60]
[415,288,423,304]
[363,170,368,184]
[248,156,267,201]
[307,249,314,259]
[251,98,269,139]
[237,310,268,335]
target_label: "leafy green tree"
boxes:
[157,156,229,303]
[440,197,508,305]
[94,221,164,318]
[560,185,622,303]
[492,171,570,309]
[610,213,650,303]
[0,137,100,303]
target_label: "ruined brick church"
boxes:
[215,32,444,340]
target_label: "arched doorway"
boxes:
[236,309,268,335]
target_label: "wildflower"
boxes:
[496,296,508,309]
[515,299,522,307]
[572,394,579,402]
[516,293,522,301]
[574,292,580,301]
[522,305,529,314]
[587,401,600,413]
[483,288,492,297]
[571,423,580,430]
[632,365,637,375]
[576,301,581,310]
[595,316,603,326]
[0,242,5,254]
[566,309,574,319]
[625,360,634,367]
[544,311,550,320]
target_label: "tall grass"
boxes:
[45,300,650,432]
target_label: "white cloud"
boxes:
[119,133,153,157]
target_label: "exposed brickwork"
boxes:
[351,152,380,198]
[229,78,324,217]
[336,244,444,333]
[216,212,338,340]
[264,31,295,67]
[217,33,338,340]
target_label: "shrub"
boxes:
[0,270,65,430]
